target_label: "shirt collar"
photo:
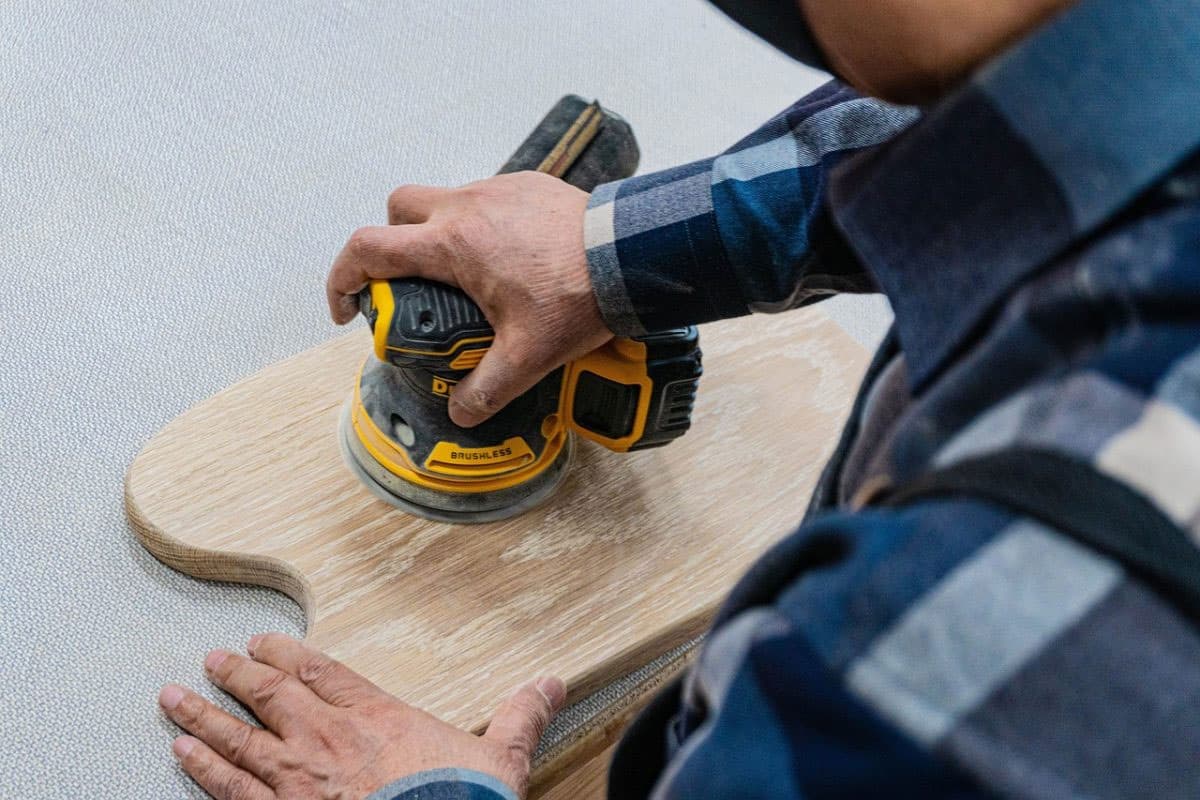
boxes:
[830,0,1200,391]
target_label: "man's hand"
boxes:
[326,171,613,427]
[158,634,565,799]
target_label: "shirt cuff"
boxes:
[365,767,518,800]
[583,159,746,336]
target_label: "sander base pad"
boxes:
[338,402,575,524]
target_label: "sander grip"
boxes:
[359,95,639,371]
[356,95,701,455]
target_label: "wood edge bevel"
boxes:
[528,646,697,797]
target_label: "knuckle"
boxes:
[456,180,486,200]
[505,741,530,768]
[506,723,538,758]
[183,745,210,775]
[387,184,415,206]
[346,227,380,258]
[297,655,336,687]
[313,716,356,752]
[441,215,491,257]
[174,694,205,726]
[250,671,290,708]
[515,705,549,740]
[458,385,500,414]
[226,725,257,766]
[509,690,540,715]
[525,696,552,729]
[387,184,421,218]
[251,751,280,786]
[222,770,257,800]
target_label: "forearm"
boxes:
[585,82,918,335]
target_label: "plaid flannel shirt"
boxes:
[380,0,1200,797]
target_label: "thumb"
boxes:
[484,676,566,761]
[448,336,548,427]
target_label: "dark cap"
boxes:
[708,0,830,72]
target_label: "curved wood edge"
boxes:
[125,448,680,793]
[128,450,693,796]
[124,472,317,626]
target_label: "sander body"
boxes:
[340,97,703,522]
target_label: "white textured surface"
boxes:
[0,2,890,796]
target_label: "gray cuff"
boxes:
[364,767,518,800]
[583,180,649,338]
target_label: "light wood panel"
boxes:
[125,310,867,788]
[538,745,614,800]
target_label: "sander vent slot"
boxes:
[659,381,698,429]
[390,413,416,447]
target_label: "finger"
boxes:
[173,736,275,800]
[325,225,448,324]
[448,335,550,427]
[205,649,322,737]
[160,683,283,776]
[483,676,566,762]
[247,633,384,708]
[387,184,449,225]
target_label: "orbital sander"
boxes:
[340,96,703,523]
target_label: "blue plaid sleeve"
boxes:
[365,768,517,800]
[583,82,918,335]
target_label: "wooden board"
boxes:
[125,310,867,786]
[539,744,614,800]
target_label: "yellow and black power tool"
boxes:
[339,96,703,522]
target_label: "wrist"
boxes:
[365,768,519,800]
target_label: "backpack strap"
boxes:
[877,447,1200,623]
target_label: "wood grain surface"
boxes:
[125,310,867,789]
[539,744,615,800]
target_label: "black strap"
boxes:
[607,675,685,800]
[878,447,1200,623]
[804,327,900,521]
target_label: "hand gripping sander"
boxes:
[340,96,704,523]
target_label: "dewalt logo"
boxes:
[431,377,458,397]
